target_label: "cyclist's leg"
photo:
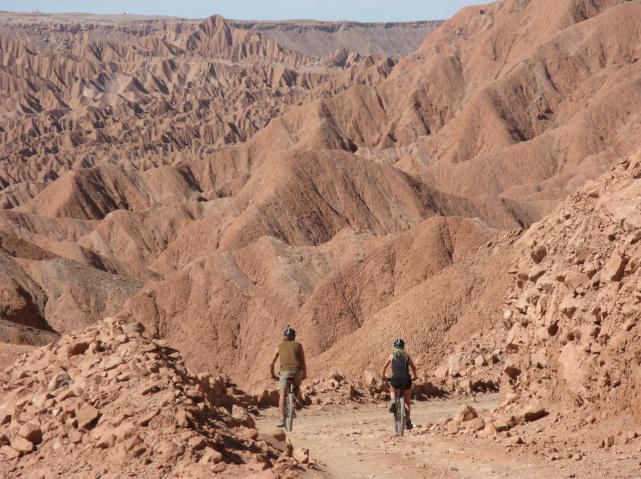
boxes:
[277,371,289,420]
[388,378,398,413]
[403,387,411,419]
[279,387,286,419]
[293,369,303,403]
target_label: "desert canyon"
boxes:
[1,0,641,477]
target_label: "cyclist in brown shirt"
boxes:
[270,326,307,428]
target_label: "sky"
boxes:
[0,0,480,22]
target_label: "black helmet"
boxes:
[393,338,405,349]
[283,326,296,340]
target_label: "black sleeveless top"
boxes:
[391,351,409,379]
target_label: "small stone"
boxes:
[138,408,160,427]
[523,400,548,422]
[0,445,20,459]
[467,417,486,432]
[47,372,71,392]
[293,447,310,464]
[11,436,34,453]
[199,447,223,464]
[0,407,13,425]
[508,435,525,446]
[529,266,546,282]
[503,361,521,379]
[559,295,578,318]
[76,404,101,430]
[18,422,43,445]
[68,429,83,444]
[102,356,124,371]
[95,429,116,449]
[473,355,487,367]
[531,245,548,264]
[188,436,207,451]
[602,252,628,282]
[622,317,637,332]
[232,406,256,428]
[61,341,90,358]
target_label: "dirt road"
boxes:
[257,395,566,479]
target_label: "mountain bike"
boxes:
[386,378,406,436]
[284,377,296,432]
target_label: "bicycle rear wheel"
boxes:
[285,383,295,432]
[397,394,405,436]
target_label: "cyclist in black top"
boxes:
[382,338,418,429]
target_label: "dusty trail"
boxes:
[257,396,561,479]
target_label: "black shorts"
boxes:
[390,377,412,390]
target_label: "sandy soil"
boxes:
[257,395,641,479]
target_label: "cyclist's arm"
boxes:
[408,355,418,379]
[382,355,392,377]
[270,350,279,379]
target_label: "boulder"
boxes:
[454,404,478,423]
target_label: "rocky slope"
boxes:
[0,316,308,478]
[420,152,641,467]
[499,154,641,419]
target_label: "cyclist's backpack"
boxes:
[391,349,409,378]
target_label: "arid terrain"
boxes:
[1,0,641,477]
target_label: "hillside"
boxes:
[1,0,640,395]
